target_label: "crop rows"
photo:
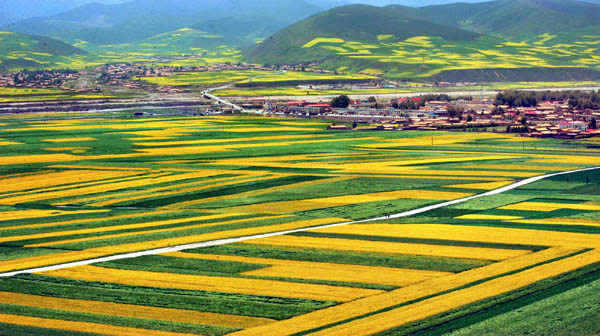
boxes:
[0,115,598,335]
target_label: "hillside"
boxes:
[246,1,600,81]
[413,0,600,41]
[246,4,481,65]
[3,0,324,53]
[0,31,87,72]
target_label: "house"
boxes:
[305,104,333,115]
[559,121,588,132]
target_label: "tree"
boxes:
[331,95,350,108]
[367,96,377,103]
[467,115,473,122]
[447,105,464,120]
[352,121,358,129]
[521,116,528,126]
[590,117,597,129]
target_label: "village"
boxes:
[237,94,600,139]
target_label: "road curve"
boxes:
[1,166,598,277]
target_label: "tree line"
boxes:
[495,90,600,109]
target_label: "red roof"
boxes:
[306,104,331,108]
[399,98,408,102]
[410,97,422,101]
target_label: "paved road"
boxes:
[223,86,600,102]
[1,166,598,278]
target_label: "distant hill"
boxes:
[0,0,127,25]
[246,1,600,81]
[0,31,86,72]
[4,0,324,52]
[412,0,600,40]
[246,4,481,65]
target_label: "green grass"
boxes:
[446,272,600,336]
[0,274,335,320]
[194,243,491,273]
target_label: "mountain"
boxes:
[246,4,481,65]
[0,31,86,72]
[0,0,128,25]
[412,0,600,40]
[246,1,600,81]
[4,0,324,52]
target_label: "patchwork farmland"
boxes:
[0,115,599,335]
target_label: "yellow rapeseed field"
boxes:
[510,218,600,227]
[42,265,384,302]
[0,313,199,336]
[227,189,473,214]
[5,213,238,245]
[246,235,529,260]
[444,181,514,190]
[0,291,273,329]
[0,209,109,222]
[460,164,581,171]
[500,201,600,212]
[228,247,578,336]
[317,224,600,248]
[0,170,142,193]
[0,250,105,273]
[3,171,216,206]
[44,137,97,143]
[91,174,279,207]
[132,134,330,147]
[456,214,524,220]
[81,217,341,255]
[25,214,262,248]
[165,252,450,287]
[310,249,600,336]
[166,176,352,210]
[0,210,177,232]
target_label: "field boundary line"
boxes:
[1,166,598,278]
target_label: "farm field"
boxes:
[295,35,600,78]
[0,87,117,103]
[0,114,599,335]
[137,70,376,88]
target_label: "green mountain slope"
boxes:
[4,0,324,53]
[414,0,600,41]
[83,28,241,56]
[245,2,600,81]
[0,31,87,72]
[246,4,481,64]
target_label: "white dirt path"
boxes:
[0,166,598,278]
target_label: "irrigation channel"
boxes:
[1,166,599,277]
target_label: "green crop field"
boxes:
[0,113,598,335]
[138,70,375,88]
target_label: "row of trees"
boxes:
[495,90,600,109]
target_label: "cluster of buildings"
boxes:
[256,96,599,138]
[0,70,93,92]
[505,102,600,138]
